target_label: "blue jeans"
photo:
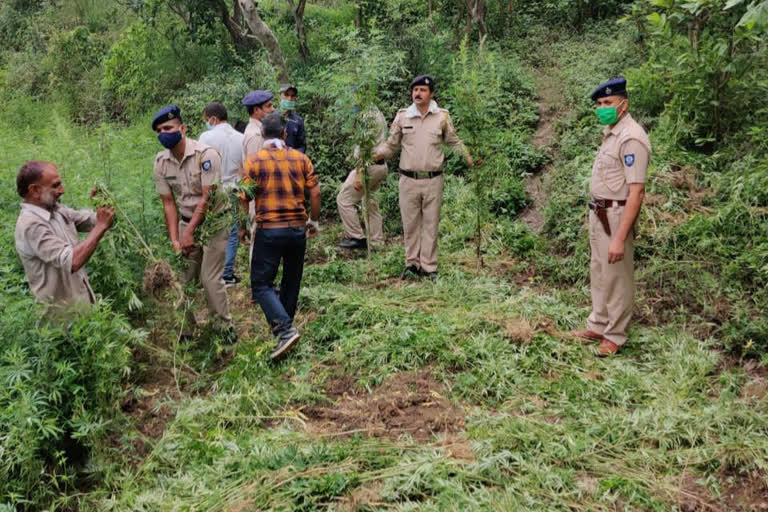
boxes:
[250,227,306,333]
[222,223,239,280]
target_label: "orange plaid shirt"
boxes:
[242,146,319,224]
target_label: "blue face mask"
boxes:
[158,131,182,149]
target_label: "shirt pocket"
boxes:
[187,166,203,195]
[598,152,625,193]
[428,128,443,146]
[165,172,183,197]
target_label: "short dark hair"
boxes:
[17,160,52,198]
[261,112,286,139]
[204,102,228,121]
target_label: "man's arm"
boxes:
[296,116,307,153]
[373,113,402,161]
[442,112,473,167]
[159,194,181,252]
[608,183,645,264]
[72,206,115,271]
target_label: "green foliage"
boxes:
[0,301,143,508]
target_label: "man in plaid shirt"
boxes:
[239,112,321,360]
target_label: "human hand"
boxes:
[238,227,251,245]
[95,206,115,229]
[306,218,319,239]
[180,230,196,256]
[172,240,182,254]
[90,186,98,200]
[353,177,363,191]
[608,237,625,264]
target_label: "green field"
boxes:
[2,1,767,510]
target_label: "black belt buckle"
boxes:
[588,200,596,211]
[181,215,192,223]
[374,159,385,165]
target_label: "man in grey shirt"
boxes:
[200,102,245,286]
[15,160,115,306]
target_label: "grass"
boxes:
[2,23,767,512]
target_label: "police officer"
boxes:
[375,75,473,280]
[337,105,389,250]
[152,105,232,332]
[571,77,651,356]
[242,90,275,160]
[279,84,306,153]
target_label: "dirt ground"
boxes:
[302,369,466,442]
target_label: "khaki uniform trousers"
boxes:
[399,173,444,272]
[179,220,231,322]
[586,206,634,346]
[336,164,388,244]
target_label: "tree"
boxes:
[286,0,310,61]
[237,0,290,83]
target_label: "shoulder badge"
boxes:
[202,160,212,172]
[624,154,635,167]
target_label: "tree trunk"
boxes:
[238,0,291,83]
[286,0,310,61]
[213,0,256,51]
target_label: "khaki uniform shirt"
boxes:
[15,202,97,305]
[376,100,467,172]
[242,118,264,162]
[153,138,222,218]
[590,113,651,200]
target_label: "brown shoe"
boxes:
[597,339,619,356]
[570,329,604,342]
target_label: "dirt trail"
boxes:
[520,72,568,232]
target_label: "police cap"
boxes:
[242,90,274,107]
[152,105,182,130]
[590,77,627,102]
[410,75,435,91]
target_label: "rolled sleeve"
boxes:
[620,139,650,184]
[304,158,319,189]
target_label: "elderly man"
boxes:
[571,77,651,356]
[152,104,232,333]
[240,112,321,360]
[375,75,473,280]
[15,160,115,306]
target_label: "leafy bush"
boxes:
[0,300,143,508]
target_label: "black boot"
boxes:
[338,238,367,250]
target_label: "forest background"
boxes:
[1,0,767,510]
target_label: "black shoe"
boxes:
[223,275,241,287]
[271,326,300,360]
[423,271,438,281]
[338,238,367,250]
[400,265,421,279]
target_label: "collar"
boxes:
[21,202,53,222]
[248,118,262,127]
[211,122,232,132]
[405,100,440,118]
[263,138,286,149]
[604,112,633,137]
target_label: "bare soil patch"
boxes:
[718,469,768,511]
[303,370,465,442]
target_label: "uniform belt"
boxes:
[400,170,443,179]
[254,220,306,229]
[374,159,386,165]
[181,215,192,223]
[588,199,626,209]
[588,199,626,237]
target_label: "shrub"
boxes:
[0,300,143,508]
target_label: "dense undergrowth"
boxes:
[1,0,767,509]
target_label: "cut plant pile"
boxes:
[303,370,465,442]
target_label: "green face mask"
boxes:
[280,99,296,111]
[595,100,625,125]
